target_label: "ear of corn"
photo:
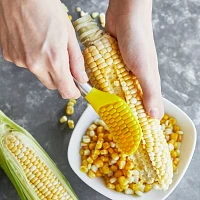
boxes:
[0,110,77,200]
[73,15,173,190]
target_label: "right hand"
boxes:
[0,0,88,99]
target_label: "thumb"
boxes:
[67,24,88,83]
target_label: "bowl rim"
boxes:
[68,98,197,200]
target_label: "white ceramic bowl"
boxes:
[68,98,196,200]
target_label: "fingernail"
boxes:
[81,71,89,82]
[150,107,159,119]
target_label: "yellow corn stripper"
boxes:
[74,79,142,155]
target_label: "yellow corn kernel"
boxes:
[111,153,119,161]
[114,170,123,178]
[131,183,141,191]
[168,139,175,145]
[59,116,67,123]
[80,166,88,173]
[66,106,74,115]
[96,170,102,177]
[117,160,126,169]
[92,149,100,155]
[110,165,118,172]
[92,135,98,142]
[68,15,72,21]
[87,157,93,164]
[102,165,110,174]
[82,146,89,150]
[101,149,108,155]
[98,133,104,139]
[88,169,96,178]
[99,156,108,162]
[169,118,176,125]
[95,139,103,149]
[120,184,129,190]
[144,184,152,192]
[94,159,104,168]
[125,161,134,170]
[173,158,180,166]
[89,143,96,150]
[88,124,97,131]
[81,155,88,160]
[173,164,177,172]
[67,102,74,107]
[163,114,169,120]
[103,142,110,149]
[91,154,98,160]
[116,184,123,192]
[68,120,74,129]
[107,134,113,141]
[82,160,88,167]
[122,169,127,177]
[173,142,178,149]
[97,126,105,133]
[118,176,128,185]
[103,134,110,142]
[170,133,178,141]
[173,125,180,131]
[91,12,99,19]
[70,99,76,104]
[177,134,182,142]
[79,149,84,155]
[108,148,114,154]
[171,150,179,158]
[106,183,115,190]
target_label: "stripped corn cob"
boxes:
[0,111,77,200]
[74,15,173,190]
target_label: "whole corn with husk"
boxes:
[0,111,77,200]
[73,15,173,190]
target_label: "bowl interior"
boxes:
[68,98,196,200]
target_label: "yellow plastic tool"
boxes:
[74,79,142,155]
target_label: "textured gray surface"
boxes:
[0,0,199,199]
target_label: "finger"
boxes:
[50,50,81,99]
[127,53,161,119]
[138,70,161,119]
[1,46,12,62]
[153,60,164,119]
[67,23,88,83]
[34,70,56,90]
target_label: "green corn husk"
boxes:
[0,110,78,200]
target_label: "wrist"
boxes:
[108,0,152,17]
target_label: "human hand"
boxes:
[106,0,164,119]
[0,0,88,99]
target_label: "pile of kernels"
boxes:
[59,99,76,129]
[80,114,183,196]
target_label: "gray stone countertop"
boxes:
[0,0,199,199]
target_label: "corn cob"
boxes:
[73,15,173,190]
[0,111,77,200]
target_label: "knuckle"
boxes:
[59,88,80,99]
[46,85,57,91]
[71,54,84,67]
[26,57,39,73]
